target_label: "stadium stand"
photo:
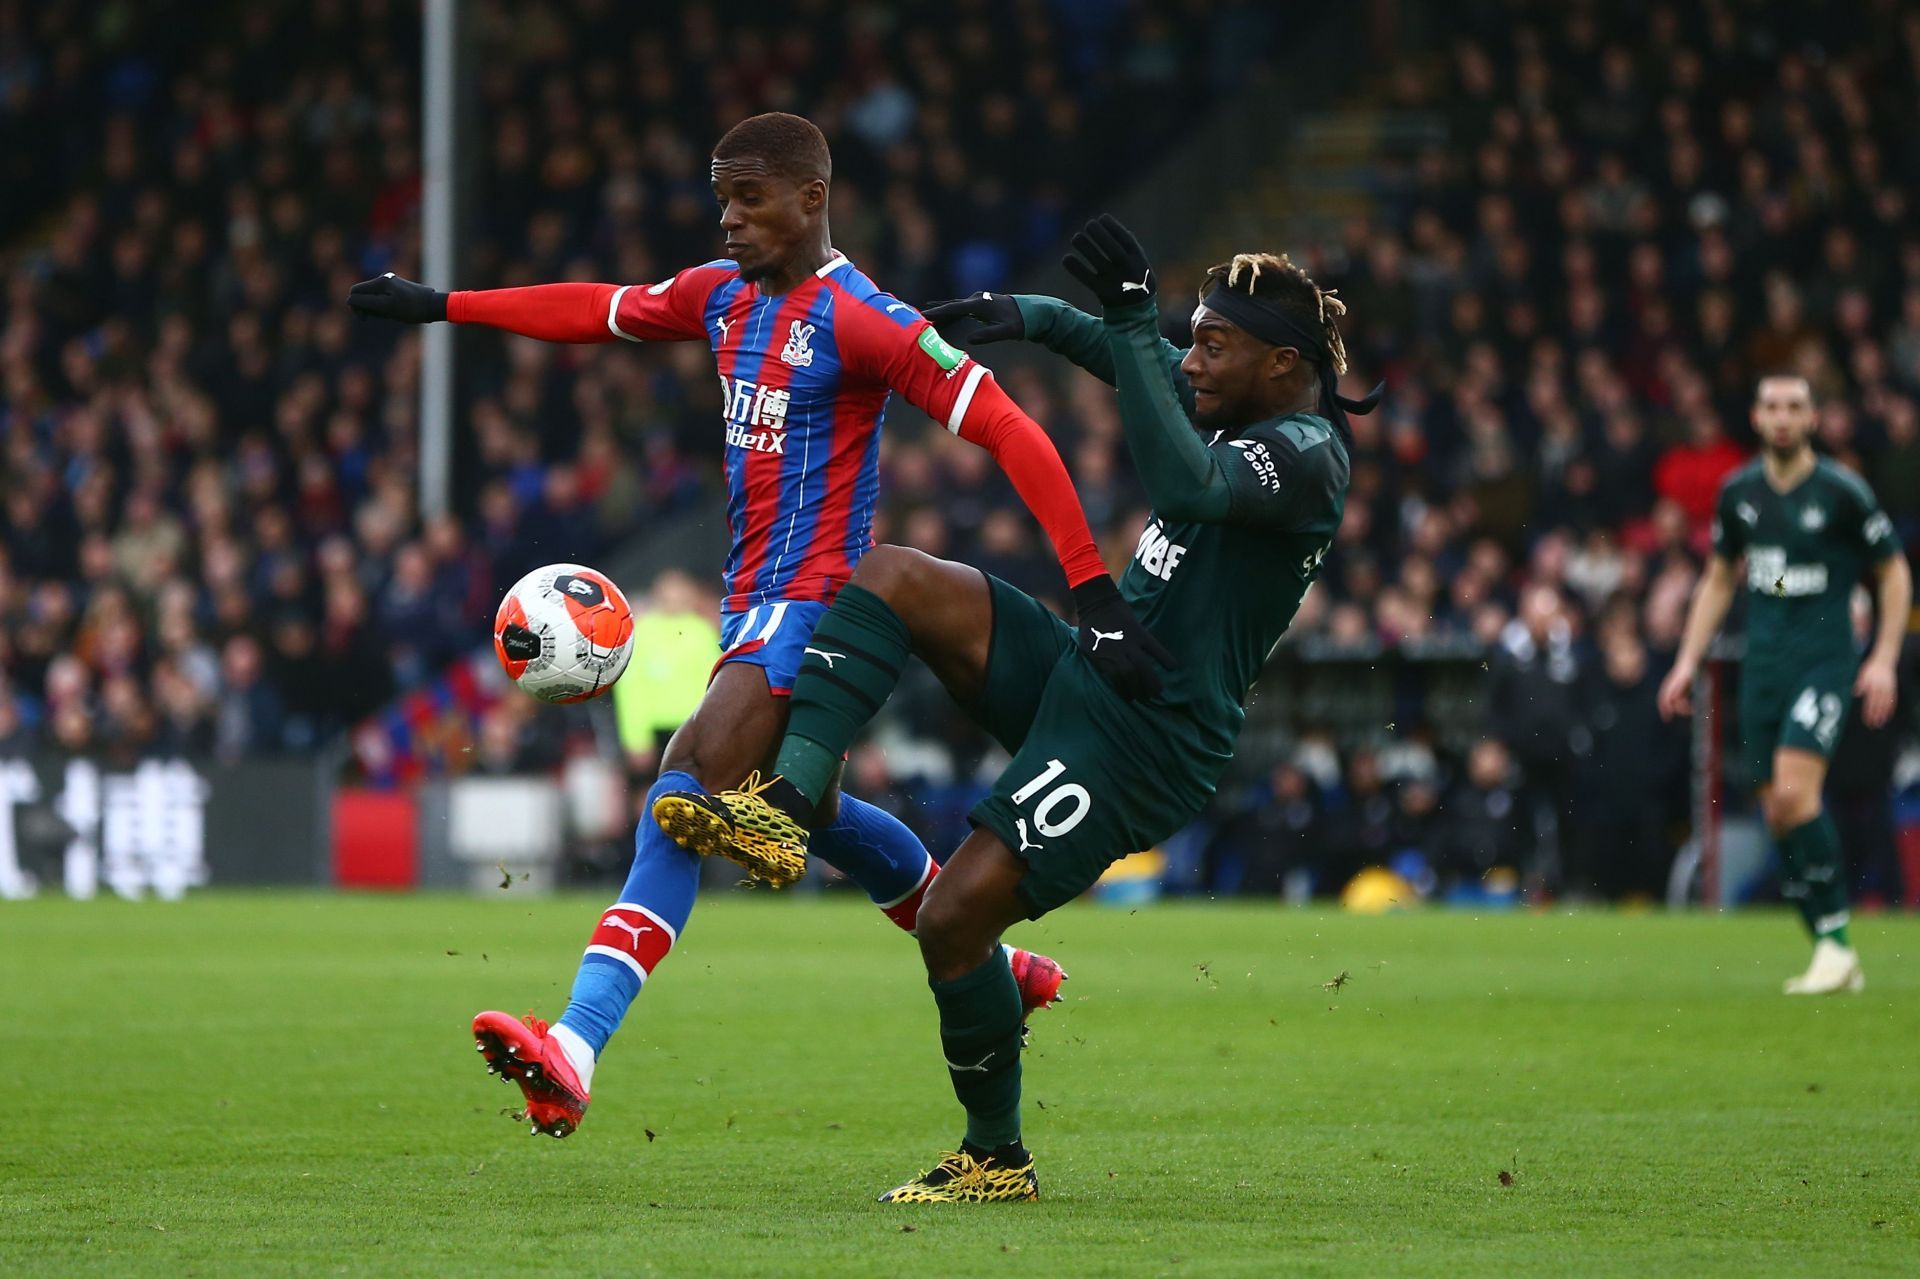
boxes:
[1220,1,1920,901]
[4,0,1918,903]
[0,0,1244,762]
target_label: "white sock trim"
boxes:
[584,944,650,982]
[548,1022,597,1094]
[875,854,937,910]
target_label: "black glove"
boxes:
[1072,575,1177,702]
[347,273,448,323]
[1062,213,1157,310]
[921,291,1025,345]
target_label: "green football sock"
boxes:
[1778,812,1851,946]
[930,950,1025,1151]
[775,585,911,806]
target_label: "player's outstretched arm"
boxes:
[848,297,1173,698]
[1063,216,1237,524]
[1657,554,1738,720]
[348,272,713,344]
[923,291,1192,406]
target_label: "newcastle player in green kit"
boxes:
[1659,374,1911,995]
[652,215,1376,1201]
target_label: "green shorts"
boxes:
[1738,657,1854,786]
[964,577,1219,918]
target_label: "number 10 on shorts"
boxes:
[1010,758,1092,838]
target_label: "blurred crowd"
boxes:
[6,0,1920,903]
[0,0,1248,764]
[1281,0,1920,898]
[852,0,1920,902]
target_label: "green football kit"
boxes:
[964,296,1351,915]
[1712,457,1899,783]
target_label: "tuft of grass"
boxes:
[1,894,1915,1277]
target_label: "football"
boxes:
[492,563,636,703]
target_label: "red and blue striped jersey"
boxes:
[607,252,995,612]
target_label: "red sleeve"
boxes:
[447,270,715,344]
[841,297,1108,588]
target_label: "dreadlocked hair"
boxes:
[1200,252,1349,376]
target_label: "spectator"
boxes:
[213,635,284,762]
[1575,629,1686,899]
[1325,749,1397,888]
[1655,412,1748,536]
[1432,738,1528,892]
[1488,585,1585,888]
[1203,762,1328,898]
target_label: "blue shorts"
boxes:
[714,600,831,695]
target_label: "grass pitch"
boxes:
[1,893,1915,1277]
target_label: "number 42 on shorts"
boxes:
[1789,685,1843,750]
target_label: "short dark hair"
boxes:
[712,112,832,184]
[1199,252,1348,374]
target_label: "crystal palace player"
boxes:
[657,217,1376,1201]
[1659,375,1910,995]
[348,114,1166,1137]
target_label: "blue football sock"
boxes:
[813,793,938,932]
[814,792,936,911]
[557,770,702,1055]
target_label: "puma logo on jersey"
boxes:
[1014,819,1042,854]
[1088,628,1124,650]
[803,647,844,668]
[714,315,732,343]
[945,1051,995,1073]
[1133,518,1188,582]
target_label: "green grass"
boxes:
[1,894,1915,1277]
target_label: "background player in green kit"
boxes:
[653,215,1376,1202]
[1659,374,1911,995]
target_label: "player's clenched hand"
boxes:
[348,273,448,323]
[1063,213,1157,310]
[1656,661,1695,721]
[1071,575,1177,701]
[922,292,1025,345]
[1855,657,1898,728]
